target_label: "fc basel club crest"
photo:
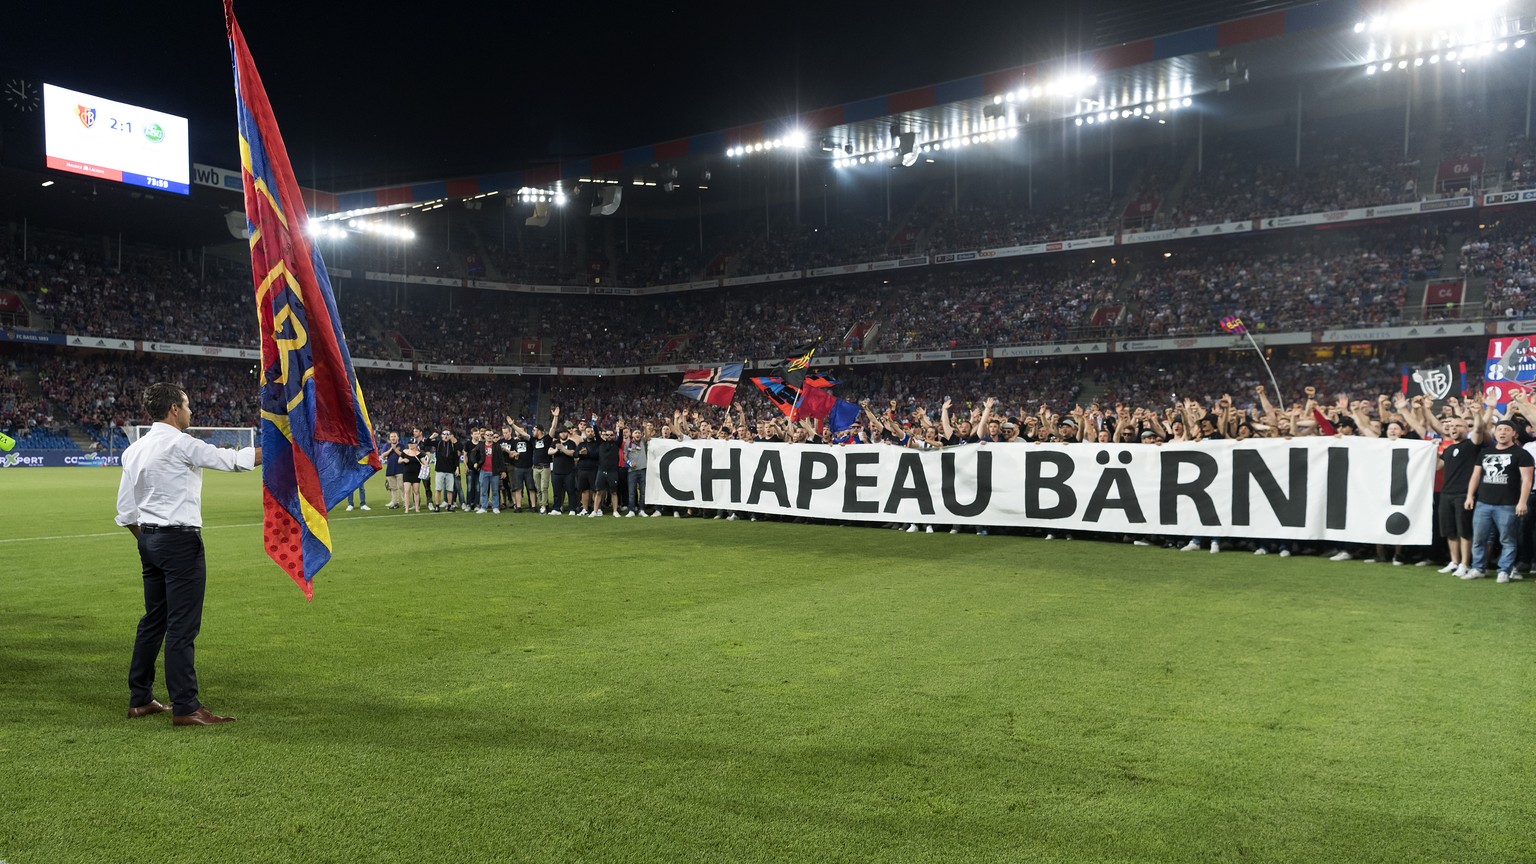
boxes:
[77,105,96,128]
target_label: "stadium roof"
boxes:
[319,0,1372,217]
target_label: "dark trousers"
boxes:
[129,530,206,715]
[551,472,575,512]
[463,470,478,508]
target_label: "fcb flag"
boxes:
[677,363,743,407]
[751,376,799,417]
[228,2,380,599]
[1219,315,1247,334]
[791,382,836,423]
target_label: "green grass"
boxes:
[1,468,1532,863]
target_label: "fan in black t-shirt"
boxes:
[1462,419,1535,581]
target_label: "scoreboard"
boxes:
[42,83,189,195]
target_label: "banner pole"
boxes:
[1244,330,1286,412]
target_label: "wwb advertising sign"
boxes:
[646,438,1435,545]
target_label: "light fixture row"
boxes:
[1365,37,1526,74]
[726,130,808,158]
[831,127,1022,168]
[1075,97,1193,125]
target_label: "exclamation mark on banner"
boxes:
[1385,449,1411,536]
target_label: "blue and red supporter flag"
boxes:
[1219,315,1247,334]
[227,2,380,599]
[790,382,836,423]
[751,376,798,417]
[677,363,743,407]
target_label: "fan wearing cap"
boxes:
[1462,417,1534,582]
[529,419,554,512]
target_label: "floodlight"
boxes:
[1354,21,1366,32]
[1181,98,1192,107]
[1075,118,1083,126]
[993,94,1003,104]
[1399,59,1409,68]
[1520,39,1529,48]
[1004,92,1015,102]
[1415,56,1425,65]
[1007,128,1018,138]
[1367,64,1378,74]
[1499,41,1509,51]
[786,130,806,148]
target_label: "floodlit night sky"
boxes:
[6,0,1078,190]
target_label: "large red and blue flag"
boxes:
[227,2,379,599]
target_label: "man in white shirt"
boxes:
[115,383,261,726]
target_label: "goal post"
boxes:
[125,425,257,450]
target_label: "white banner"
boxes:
[353,358,414,371]
[1483,189,1536,207]
[994,342,1108,357]
[142,341,260,359]
[1119,220,1253,245]
[646,437,1435,544]
[67,334,134,351]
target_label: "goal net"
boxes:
[126,426,257,450]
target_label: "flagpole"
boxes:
[1241,329,1286,412]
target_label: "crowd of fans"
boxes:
[0,210,1486,372]
[1122,223,1446,335]
[1463,210,1536,318]
[9,322,1531,578]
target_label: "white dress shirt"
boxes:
[115,422,257,528]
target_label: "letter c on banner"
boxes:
[657,446,697,501]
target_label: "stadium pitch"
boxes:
[2,468,1532,863]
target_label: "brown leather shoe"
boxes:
[172,707,236,726]
[127,699,171,719]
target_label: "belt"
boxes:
[140,525,201,534]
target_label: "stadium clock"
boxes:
[4,78,38,113]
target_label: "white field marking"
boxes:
[0,514,405,544]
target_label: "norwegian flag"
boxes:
[677,363,743,407]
